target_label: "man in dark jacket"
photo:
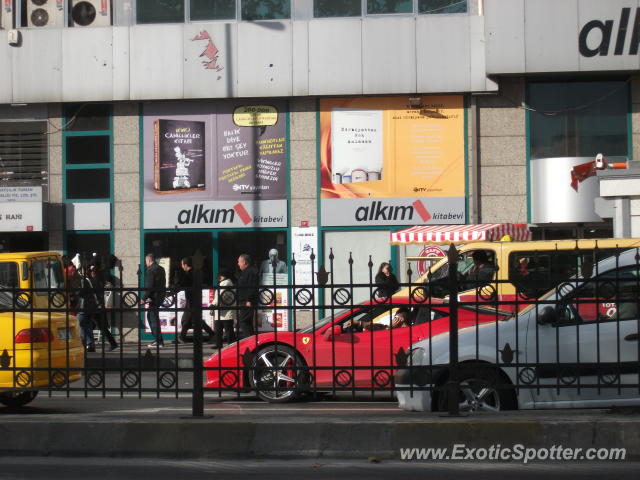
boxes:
[141,253,166,347]
[236,253,259,339]
[178,256,215,342]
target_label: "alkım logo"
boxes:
[354,200,432,222]
[177,203,252,226]
[579,7,640,57]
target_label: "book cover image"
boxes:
[154,119,206,193]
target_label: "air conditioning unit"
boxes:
[70,0,111,27]
[1,0,13,30]
[27,0,64,28]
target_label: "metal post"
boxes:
[446,243,460,415]
[192,253,204,417]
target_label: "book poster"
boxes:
[154,119,206,193]
[216,105,287,199]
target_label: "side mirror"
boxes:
[538,306,558,326]
[322,325,342,340]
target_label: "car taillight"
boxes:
[15,328,52,343]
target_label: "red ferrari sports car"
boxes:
[204,298,509,403]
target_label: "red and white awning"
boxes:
[390,224,531,245]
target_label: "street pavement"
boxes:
[1,457,640,480]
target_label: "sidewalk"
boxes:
[1,396,639,460]
[84,341,217,369]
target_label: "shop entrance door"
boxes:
[217,231,287,279]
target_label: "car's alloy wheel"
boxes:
[0,390,38,408]
[438,367,514,412]
[250,345,303,403]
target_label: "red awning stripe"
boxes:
[390,224,531,244]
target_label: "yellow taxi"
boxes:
[0,252,84,407]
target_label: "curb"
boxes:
[1,419,639,459]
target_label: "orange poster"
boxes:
[320,96,465,199]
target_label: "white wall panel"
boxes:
[525,0,579,73]
[184,22,237,99]
[577,0,640,72]
[112,26,131,101]
[469,16,496,92]
[0,43,12,104]
[485,0,525,74]
[417,16,470,92]
[292,20,309,96]
[130,25,184,100]
[237,22,292,98]
[66,202,111,231]
[62,28,113,102]
[308,19,362,95]
[363,17,416,94]
[12,29,62,103]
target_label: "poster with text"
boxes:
[142,101,288,229]
[319,96,466,226]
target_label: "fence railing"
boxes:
[0,245,639,416]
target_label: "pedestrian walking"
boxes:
[177,256,215,342]
[236,253,258,340]
[89,265,118,351]
[211,269,236,349]
[141,253,166,347]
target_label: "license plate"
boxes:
[57,328,72,340]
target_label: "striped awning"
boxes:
[390,224,532,245]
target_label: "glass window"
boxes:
[66,168,110,199]
[0,121,48,197]
[191,0,236,20]
[241,0,290,20]
[144,232,214,287]
[64,104,110,131]
[32,258,65,293]
[314,0,361,17]
[566,266,640,323]
[66,136,110,165]
[0,262,19,289]
[137,0,185,24]
[528,81,629,159]
[367,0,413,14]
[419,0,467,14]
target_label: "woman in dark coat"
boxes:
[375,262,400,299]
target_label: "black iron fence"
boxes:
[1,244,639,416]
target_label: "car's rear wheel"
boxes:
[0,390,38,408]
[437,366,515,412]
[249,345,305,403]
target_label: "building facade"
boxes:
[0,0,637,301]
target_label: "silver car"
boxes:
[396,248,640,412]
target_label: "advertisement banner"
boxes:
[319,96,465,226]
[258,274,289,332]
[291,226,318,308]
[143,101,288,229]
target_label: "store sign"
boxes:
[144,199,287,229]
[322,197,465,227]
[319,96,465,227]
[0,202,43,231]
[0,186,42,203]
[579,8,640,57]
